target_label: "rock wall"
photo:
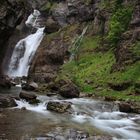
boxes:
[29,0,139,82]
[1,0,140,87]
[0,0,27,74]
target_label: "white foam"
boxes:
[25,9,41,27]
[13,97,140,139]
[72,114,90,123]
[15,99,47,113]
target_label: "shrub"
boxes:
[107,7,133,46]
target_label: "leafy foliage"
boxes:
[107,7,133,46]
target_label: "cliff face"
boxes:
[1,0,140,100]
[0,0,27,74]
[28,0,140,101]
[29,0,139,78]
[29,0,101,81]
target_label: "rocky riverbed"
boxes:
[0,86,140,140]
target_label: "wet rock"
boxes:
[19,91,37,101]
[46,127,89,139]
[44,17,60,34]
[47,101,71,113]
[29,99,40,105]
[108,81,131,91]
[0,96,17,108]
[46,92,57,97]
[9,95,20,101]
[118,102,133,113]
[0,75,12,89]
[66,129,89,139]
[59,83,80,98]
[22,82,38,91]
[21,107,26,110]
[104,96,116,101]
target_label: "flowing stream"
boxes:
[7,10,44,77]
[0,86,140,140]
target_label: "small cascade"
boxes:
[70,25,88,61]
[7,10,45,77]
[14,97,140,140]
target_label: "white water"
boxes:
[14,97,140,140]
[8,10,44,77]
[25,9,41,28]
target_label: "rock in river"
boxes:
[47,101,71,113]
[22,82,38,91]
[0,96,17,108]
[19,91,37,101]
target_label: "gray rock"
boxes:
[59,83,80,98]
[22,82,38,91]
[19,91,37,101]
[47,101,71,113]
[0,96,17,108]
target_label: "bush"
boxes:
[107,7,133,46]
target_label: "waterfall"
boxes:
[7,10,44,77]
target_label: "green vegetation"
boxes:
[107,6,133,46]
[58,35,140,101]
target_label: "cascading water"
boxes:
[14,97,140,140]
[7,10,44,77]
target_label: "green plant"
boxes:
[107,7,133,46]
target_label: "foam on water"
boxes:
[25,9,41,27]
[15,99,47,113]
[14,95,140,139]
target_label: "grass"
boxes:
[57,35,140,101]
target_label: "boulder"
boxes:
[0,96,17,108]
[118,102,133,113]
[22,82,38,91]
[19,91,37,101]
[47,101,71,113]
[59,83,80,98]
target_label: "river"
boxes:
[0,86,140,140]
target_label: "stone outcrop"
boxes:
[0,96,17,108]
[28,24,81,83]
[0,0,28,74]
